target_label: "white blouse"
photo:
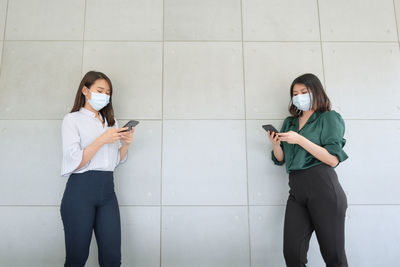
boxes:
[61,107,128,177]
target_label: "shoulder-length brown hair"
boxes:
[288,73,331,117]
[71,71,116,127]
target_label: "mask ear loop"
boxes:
[291,99,302,116]
[84,86,92,102]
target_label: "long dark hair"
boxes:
[289,73,331,117]
[71,71,116,127]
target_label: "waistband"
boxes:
[70,170,114,178]
[289,163,334,178]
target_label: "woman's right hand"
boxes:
[100,127,127,144]
[267,130,281,146]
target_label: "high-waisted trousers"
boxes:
[284,164,348,267]
[60,170,121,267]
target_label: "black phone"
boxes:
[120,120,140,132]
[262,124,279,134]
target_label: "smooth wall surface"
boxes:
[0,0,399,266]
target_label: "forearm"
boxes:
[273,144,284,162]
[119,143,129,161]
[297,136,339,167]
[76,136,104,170]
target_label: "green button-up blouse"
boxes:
[271,110,348,173]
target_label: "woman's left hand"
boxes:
[278,131,302,144]
[120,127,135,145]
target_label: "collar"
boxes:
[306,111,321,124]
[79,107,107,126]
[289,111,321,128]
[79,107,97,118]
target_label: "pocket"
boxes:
[61,176,77,203]
[336,181,348,208]
[61,182,69,199]
[327,173,348,213]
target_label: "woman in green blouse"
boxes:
[267,73,348,267]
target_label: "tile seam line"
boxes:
[1,204,399,207]
[392,0,400,43]
[80,0,87,76]
[0,0,10,76]
[240,0,253,266]
[2,40,400,43]
[1,118,400,121]
[316,0,327,91]
[159,0,165,266]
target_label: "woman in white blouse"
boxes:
[60,71,133,267]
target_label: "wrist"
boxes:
[121,142,130,148]
[96,135,106,146]
[296,134,305,146]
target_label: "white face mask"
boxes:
[292,93,313,111]
[88,91,110,111]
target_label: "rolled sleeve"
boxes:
[320,111,349,164]
[271,148,285,165]
[115,120,128,166]
[270,117,290,166]
[61,115,89,176]
[116,140,128,166]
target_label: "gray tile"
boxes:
[5,0,84,40]
[0,119,163,206]
[319,0,398,41]
[323,42,400,119]
[121,206,161,266]
[0,41,83,119]
[246,120,289,205]
[162,206,250,267]
[114,120,162,205]
[0,0,7,40]
[249,206,286,267]
[336,120,400,204]
[243,0,320,41]
[396,0,400,35]
[85,0,163,41]
[82,42,163,119]
[163,42,245,119]
[0,207,65,266]
[0,41,2,64]
[343,205,400,266]
[165,0,241,40]
[162,120,248,205]
[0,120,65,205]
[244,42,324,119]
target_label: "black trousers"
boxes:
[60,170,121,267]
[283,164,348,267]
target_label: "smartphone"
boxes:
[262,124,279,135]
[120,120,140,132]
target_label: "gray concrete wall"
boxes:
[0,0,399,266]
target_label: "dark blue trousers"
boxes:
[60,170,121,267]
